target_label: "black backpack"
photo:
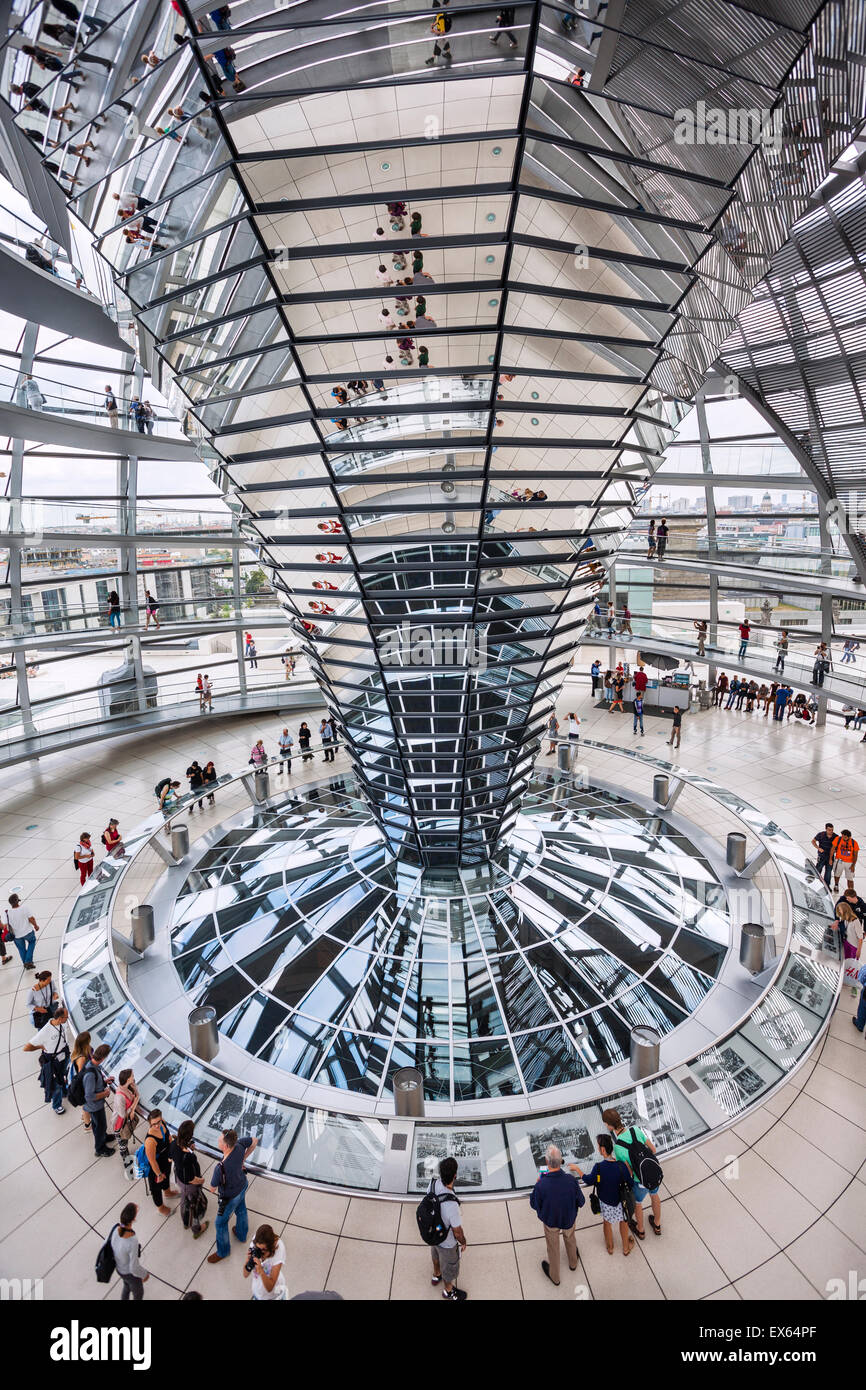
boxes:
[95,1225,118,1284]
[67,1059,94,1108]
[154,777,171,799]
[416,1179,460,1246]
[618,1128,663,1191]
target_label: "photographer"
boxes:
[242,1224,287,1300]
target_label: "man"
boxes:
[201,673,213,712]
[667,705,682,749]
[842,639,859,664]
[619,601,632,636]
[247,640,258,669]
[694,618,707,656]
[489,5,518,47]
[23,1005,70,1115]
[773,683,791,721]
[836,885,866,931]
[812,642,830,687]
[207,1129,259,1263]
[428,1156,468,1300]
[633,664,648,697]
[321,716,335,762]
[529,1144,584,1286]
[104,385,118,427]
[774,630,789,672]
[852,957,866,1035]
[738,620,751,660]
[606,601,616,637]
[128,397,146,432]
[84,1042,116,1156]
[724,675,740,710]
[713,671,728,707]
[590,659,601,696]
[655,518,668,559]
[278,727,293,773]
[5,894,39,969]
[832,829,859,892]
[633,693,644,736]
[812,822,835,886]
[74,832,94,886]
[604,1108,663,1238]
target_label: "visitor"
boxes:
[249,739,267,767]
[590,659,601,695]
[812,642,831,687]
[646,519,656,558]
[603,669,613,702]
[566,712,580,742]
[27,969,57,1027]
[667,705,682,749]
[186,760,205,811]
[202,761,217,805]
[22,1005,69,1114]
[278,727,293,773]
[570,1135,634,1255]
[694,618,707,656]
[529,1143,584,1285]
[607,601,616,636]
[428,1156,468,1300]
[207,1129,259,1263]
[111,1068,140,1179]
[738,620,751,660]
[774,630,789,672]
[170,1120,209,1240]
[247,640,258,669]
[110,1203,150,1301]
[546,712,559,753]
[489,6,518,46]
[243,1224,287,1300]
[773,683,792,721]
[832,829,858,892]
[610,673,625,713]
[144,590,160,629]
[724,675,740,710]
[70,1033,93,1135]
[604,1108,663,1238]
[633,693,644,736]
[298,722,313,761]
[836,884,866,933]
[83,1043,115,1157]
[74,832,95,885]
[5,893,40,969]
[619,601,632,636]
[656,519,668,559]
[633,664,648,697]
[713,671,728,707]
[158,780,182,823]
[201,674,213,712]
[144,1109,178,1215]
[812,822,835,886]
[321,716,336,762]
[842,639,859,664]
[105,590,122,630]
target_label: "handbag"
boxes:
[589,1190,601,1215]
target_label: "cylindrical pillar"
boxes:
[727,832,747,873]
[188,1006,219,1062]
[393,1067,425,1117]
[739,922,766,975]
[130,904,154,953]
[629,1026,661,1081]
[653,773,669,805]
[254,769,270,802]
[171,824,189,860]
[557,742,572,773]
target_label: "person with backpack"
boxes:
[109,1203,150,1300]
[421,1155,468,1300]
[22,1005,70,1114]
[156,779,182,833]
[570,1134,634,1255]
[529,1143,585,1285]
[101,818,125,857]
[207,1129,259,1263]
[74,832,94,886]
[69,1032,93,1133]
[82,1042,115,1157]
[603,1107,664,1238]
[143,1110,178,1215]
[111,1068,141,1179]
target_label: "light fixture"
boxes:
[442,520,456,534]
[381,161,390,170]
[488,298,499,307]
[486,213,496,222]
[531,417,539,425]
[485,255,495,263]
[531,391,539,400]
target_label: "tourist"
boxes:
[667,704,682,749]
[619,601,632,635]
[546,711,559,753]
[207,1129,259,1263]
[298,722,313,761]
[321,716,336,762]
[842,639,859,664]
[249,739,267,767]
[570,1135,634,1255]
[603,1108,663,1238]
[27,969,57,1027]
[646,519,656,558]
[70,1032,93,1134]
[852,957,866,1034]
[694,618,707,656]
[656,519,668,559]
[5,893,40,969]
[773,683,792,721]
[603,669,613,702]
[201,674,213,712]
[633,664,648,698]
[104,386,119,426]
[22,1005,69,1114]
[186,759,205,811]
[111,1068,140,1179]
[278,727,294,772]
[713,671,728,707]
[774,630,789,671]
[428,1156,468,1300]
[83,1043,115,1157]
[73,831,96,885]
[590,659,601,695]
[243,1224,287,1300]
[144,1110,178,1215]
[633,693,644,736]
[738,620,751,660]
[610,672,625,713]
[170,1120,209,1239]
[812,822,836,886]
[110,1203,150,1300]
[202,761,217,805]
[529,1143,584,1285]
[489,5,518,46]
[144,589,160,629]
[724,675,740,709]
[812,642,831,687]
[566,712,580,743]
[832,829,859,892]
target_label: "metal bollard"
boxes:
[557,742,573,773]
[130,904,154,953]
[188,1006,219,1062]
[170,824,189,860]
[254,769,270,802]
[653,773,669,805]
[392,1067,425,1117]
[629,1026,661,1081]
[739,922,766,975]
[727,832,747,872]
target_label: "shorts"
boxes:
[432,1242,460,1284]
[632,1181,660,1203]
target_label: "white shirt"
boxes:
[566,717,580,736]
[250,1239,287,1300]
[76,841,94,864]
[6,903,35,935]
[29,1019,69,1053]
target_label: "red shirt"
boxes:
[739,624,750,639]
[633,670,648,693]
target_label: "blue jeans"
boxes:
[13,932,35,966]
[739,641,748,658]
[855,986,866,1031]
[109,610,121,627]
[215,1187,248,1258]
[633,715,644,733]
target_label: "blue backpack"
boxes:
[134,1143,149,1180]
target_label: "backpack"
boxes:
[155,777,171,800]
[618,1128,663,1191]
[431,11,450,32]
[95,1225,118,1284]
[67,1059,93,1108]
[416,1179,460,1246]
[134,1143,150,1181]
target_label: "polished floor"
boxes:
[1,678,865,1300]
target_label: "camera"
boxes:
[244,1243,265,1273]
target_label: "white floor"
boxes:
[1,676,865,1301]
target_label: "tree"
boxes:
[245,567,267,595]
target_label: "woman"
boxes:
[249,739,267,767]
[170,1120,209,1240]
[107,590,122,628]
[646,519,656,559]
[571,1135,634,1256]
[159,781,181,835]
[546,712,559,754]
[243,1224,287,1300]
[566,712,580,741]
[603,669,614,703]
[74,832,94,885]
[196,672,204,709]
[298,722,313,762]
[110,1203,150,1301]
[112,1068,140,1179]
[27,970,57,1028]
[202,761,217,806]
[144,1110,178,1216]
[144,590,160,630]
[186,760,205,811]
[70,1032,93,1133]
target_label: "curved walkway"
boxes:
[615,550,860,602]
[0,693,863,1300]
[0,243,125,352]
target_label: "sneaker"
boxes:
[442,1286,468,1300]
[53,1106,66,1115]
